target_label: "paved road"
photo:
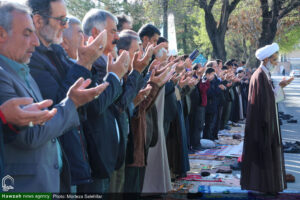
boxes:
[273,75,300,191]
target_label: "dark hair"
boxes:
[241,61,246,65]
[157,36,168,45]
[216,59,222,65]
[205,67,215,75]
[117,30,139,51]
[116,14,131,31]
[138,24,161,41]
[222,66,228,70]
[27,0,61,22]
[224,60,233,67]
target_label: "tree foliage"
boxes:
[65,0,300,64]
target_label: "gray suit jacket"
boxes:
[0,57,80,192]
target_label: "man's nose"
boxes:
[32,32,40,47]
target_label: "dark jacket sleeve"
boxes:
[29,46,91,104]
[114,70,141,113]
[86,73,123,116]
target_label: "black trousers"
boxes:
[189,106,205,148]
[124,166,145,193]
[213,105,223,140]
[203,110,218,140]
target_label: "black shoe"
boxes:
[192,146,202,151]
[232,122,241,127]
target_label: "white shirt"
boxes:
[260,65,285,103]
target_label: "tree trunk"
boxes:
[182,23,188,53]
[198,0,241,61]
[204,13,226,60]
[163,0,168,39]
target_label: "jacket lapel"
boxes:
[0,57,43,102]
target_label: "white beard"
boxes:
[266,61,276,73]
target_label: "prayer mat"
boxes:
[180,174,222,182]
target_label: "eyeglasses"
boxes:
[45,15,69,26]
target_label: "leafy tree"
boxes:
[196,0,241,60]
[65,0,96,20]
[258,0,300,47]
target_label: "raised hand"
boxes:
[178,74,191,88]
[133,84,153,107]
[77,30,107,70]
[132,45,154,73]
[67,78,109,108]
[0,98,57,127]
[279,76,294,88]
[107,51,130,79]
[149,66,171,87]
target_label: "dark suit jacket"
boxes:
[28,44,92,185]
[0,56,80,192]
[84,55,141,178]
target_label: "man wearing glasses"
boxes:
[26,0,129,193]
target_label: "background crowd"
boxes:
[0,0,254,194]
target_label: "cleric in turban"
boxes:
[241,43,294,195]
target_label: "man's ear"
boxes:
[118,49,124,56]
[0,27,8,43]
[32,14,45,30]
[61,38,69,50]
[91,27,100,39]
[142,36,149,44]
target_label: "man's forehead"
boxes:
[13,11,35,31]
[107,17,117,29]
[50,0,67,16]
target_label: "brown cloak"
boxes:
[241,67,287,193]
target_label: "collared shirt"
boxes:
[0,54,63,172]
[0,55,40,101]
[260,64,284,103]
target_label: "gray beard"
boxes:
[40,24,63,45]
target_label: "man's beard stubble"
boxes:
[40,24,63,45]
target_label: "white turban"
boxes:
[255,43,279,61]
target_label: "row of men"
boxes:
[187,59,251,152]
[0,0,195,193]
[0,0,251,194]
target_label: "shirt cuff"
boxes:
[109,72,121,83]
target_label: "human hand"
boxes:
[67,78,109,108]
[279,76,294,88]
[218,84,226,90]
[132,45,154,73]
[133,84,153,107]
[77,30,107,70]
[0,98,57,127]
[107,51,130,79]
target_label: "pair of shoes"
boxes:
[224,125,231,130]
[286,174,295,182]
[287,119,297,123]
[232,134,242,140]
[284,146,300,153]
[192,146,202,151]
[232,122,241,127]
[238,119,246,124]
